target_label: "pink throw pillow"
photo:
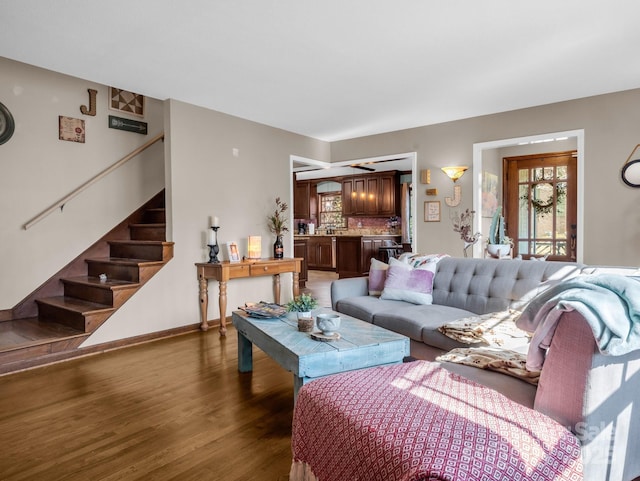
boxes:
[380,258,435,305]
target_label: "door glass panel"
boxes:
[557,241,567,256]
[556,182,567,240]
[518,184,529,239]
[518,169,528,182]
[557,165,568,180]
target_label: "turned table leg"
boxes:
[273,274,281,304]
[198,276,209,331]
[293,272,300,297]
[218,280,227,336]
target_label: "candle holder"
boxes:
[208,226,220,263]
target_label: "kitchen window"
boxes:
[319,193,345,228]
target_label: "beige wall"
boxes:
[83,99,329,345]
[3,54,640,348]
[331,90,640,266]
[0,58,165,308]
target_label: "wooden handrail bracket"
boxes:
[23,132,164,230]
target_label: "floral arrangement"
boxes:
[267,197,289,237]
[488,206,511,245]
[286,293,319,313]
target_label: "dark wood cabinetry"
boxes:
[307,236,335,270]
[293,180,317,220]
[293,238,308,287]
[336,235,401,278]
[341,172,399,217]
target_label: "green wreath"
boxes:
[520,183,566,216]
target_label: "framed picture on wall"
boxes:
[482,171,499,217]
[226,241,240,262]
[424,201,441,222]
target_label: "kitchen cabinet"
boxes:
[307,236,335,270]
[336,235,401,278]
[341,172,399,217]
[293,180,317,220]
[293,238,308,287]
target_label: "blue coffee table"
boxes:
[232,309,410,401]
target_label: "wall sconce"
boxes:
[248,236,262,259]
[441,166,468,207]
[420,169,431,184]
[441,166,468,182]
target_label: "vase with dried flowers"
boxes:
[267,197,288,259]
[451,208,481,257]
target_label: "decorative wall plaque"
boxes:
[109,87,144,117]
[58,116,85,143]
[108,115,148,135]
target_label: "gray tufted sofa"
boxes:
[330,256,640,481]
[331,256,583,360]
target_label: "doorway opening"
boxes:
[472,130,584,262]
[290,152,418,250]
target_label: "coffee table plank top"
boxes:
[232,309,409,383]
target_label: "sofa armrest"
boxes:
[534,310,640,481]
[330,277,369,310]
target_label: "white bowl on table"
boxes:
[316,313,341,336]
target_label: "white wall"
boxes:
[0,58,165,308]
[331,89,640,266]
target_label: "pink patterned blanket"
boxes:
[291,361,582,481]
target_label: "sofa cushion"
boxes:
[335,296,416,324]
[372,303,477,350]
[432,257,583,314]
[380,257,436,305]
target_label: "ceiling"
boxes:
[2,1,640,142]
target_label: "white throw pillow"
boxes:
[368,258,389,296]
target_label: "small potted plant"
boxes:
[286,293,319,318]
[486,206,512,258]
[286,293,319,331]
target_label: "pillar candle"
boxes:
[212,216,220,228]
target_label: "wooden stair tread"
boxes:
[86,257,166,266]
[1,190,172,375]
[63,276,139,290]
[108,240,173,245]
[0,318,86,351]
[36,296,114,314]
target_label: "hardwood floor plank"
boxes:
[0,327,294,480]
[0,271,331,480]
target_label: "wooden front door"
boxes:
[504,151,577,261]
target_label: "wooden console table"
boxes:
[195,258,302,336]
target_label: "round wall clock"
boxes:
[0,101,16,145]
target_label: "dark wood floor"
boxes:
[0,328,296,480]
[0,269,335,481]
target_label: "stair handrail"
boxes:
[23,132,165,230]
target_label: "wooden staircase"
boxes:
[0,192,174,375]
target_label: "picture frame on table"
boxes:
[226,241,240,262]
[424,201,441,222]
